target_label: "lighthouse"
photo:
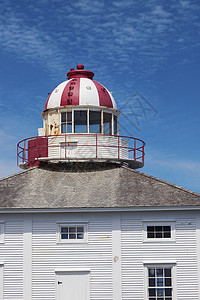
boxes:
[0,64,200,300]
[17,64,145,170]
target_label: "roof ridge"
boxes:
[121,166,200,198]
[0,167,38,182]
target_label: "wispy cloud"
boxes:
[0,0,199,80]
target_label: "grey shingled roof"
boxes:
[0,165,200,209]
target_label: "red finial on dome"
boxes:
[77,63,84,70]
[67,64,94,80]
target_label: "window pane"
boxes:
[147,226,155,238]
[61,113,66,122]
[61,123,66,133]
[149,269,155,277]
[156,232,162,238]
[149,289,156,296]
[89,111,101,133]
[74,111,87,133]
[149,278,155,286]
[163,226,171,231]
[147,226,154,232]
[147,232,154,238]
[163,226,171,238]
[77,233,84,239]
[157,278,163,286]
[165,278,171,286]
[77,227,84,232]
[61,234,68,239]
[164,269,171,277]
[165,288,172,296]
[69,227,76,232]
[164,232,171,238]
[157,288,164,296]
[156,226,162,232]
[61,227,68,233]
[67,111,72,122]
[157,269,163,277]
[103,112,112,135]
[67,124,72,133]
[114,115,118,135]
[69,234,76,239]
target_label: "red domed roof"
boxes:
[44,64,117,111]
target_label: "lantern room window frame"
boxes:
[60,107,119,135]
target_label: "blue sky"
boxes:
[0,0,200,193]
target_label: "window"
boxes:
[103,112,112,135]
[61,226,84,240]
[143,222,175,242]
[61,112,72,133]
[60,109,118,135]
[58,223,87,243]
[148,267,173,300]
[74,111,87,133]
[147,226,171,239]
[114,115,118,135]
[89,111,101,133]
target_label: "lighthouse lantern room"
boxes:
[17,64,145,169]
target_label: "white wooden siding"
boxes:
[32,214,113,300]
[121,212,199,300]
[0,218,23,300]
[48,135,128,160]
[0,211,199,300]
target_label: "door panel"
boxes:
[56,271,90,300]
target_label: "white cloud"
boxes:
[0,0,199,80]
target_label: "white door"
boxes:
[56,271,90,300]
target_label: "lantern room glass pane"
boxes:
[74,111,87,133]
[61,112,72,133]
[103,112,112,135]
[114,115,118,135]
[89,111,101,133]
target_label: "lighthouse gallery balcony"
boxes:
[17,133,145,169]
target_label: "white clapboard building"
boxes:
[0,64,200,300]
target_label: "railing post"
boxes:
[96,134,98,158]
[24,140,26,163]
[142,143,144,163]
[118,136,120,159]
[65,134,66,158]
[134,138,136,160]
[17,145,19,166]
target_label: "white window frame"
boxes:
[57,222,88,244]
[144,263,176,300]
[0,223,5,244]
[143,221,175,243]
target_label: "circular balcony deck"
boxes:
[17,134,145,170]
